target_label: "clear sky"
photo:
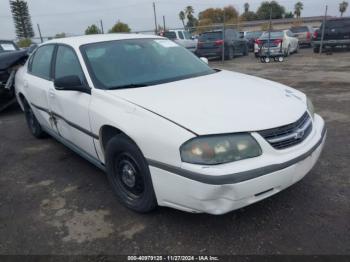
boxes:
[0,0,348,39]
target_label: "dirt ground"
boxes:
[0,48,349,255]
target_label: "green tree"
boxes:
[184,6,197,29]
[244,2,250,13]
[241,11,257,21]
[85,24,101,35]
[109,21,131,33]
[294,1,304,19]
[198,5,239,24]
[10,0,34,39]
[55,32,66,38]
[179,11,186,28]
[256,1,285,20]
[17,38,32,48]
[185,6,194,17]
[339,1,349,16]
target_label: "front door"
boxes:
[48,44,97,159]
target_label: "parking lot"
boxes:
[0,48,349,255]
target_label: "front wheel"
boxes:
[105,134,157,213]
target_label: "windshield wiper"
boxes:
[108,83,149,90]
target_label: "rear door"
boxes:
[26,44,56,130]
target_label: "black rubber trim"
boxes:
[31,103,99,139]
[147,126,326,185]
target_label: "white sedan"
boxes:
[15,34,326,215]
[254,30,299,57]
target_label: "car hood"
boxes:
[108,70,307,135]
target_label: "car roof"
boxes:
[42,33,164,48]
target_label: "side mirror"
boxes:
[200,57,209,64]
[54,75,90,94]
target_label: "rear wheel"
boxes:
[105,134,157,213]
[285,45,291,57]
[226,46,234,60]
[22,99,47,138]
[295,43,300,53]
[243,45,248,56]
[313,46,320,53]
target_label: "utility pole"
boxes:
[163,15,166,31]
[153,2,158,35]
[222,10,226,63]
[37,23,43,43]
[319,5,328,54]
[100,19,104,34]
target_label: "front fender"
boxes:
[89,89,195,166]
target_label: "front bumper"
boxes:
[149,114,326,214]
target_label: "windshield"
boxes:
[81,38,215,89]
[260,31,284,39]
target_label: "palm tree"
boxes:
[244,2,250,13]
[294,1,304,19]
[185,6,194,18]
[179,11,186,28]
[339,1,349,17]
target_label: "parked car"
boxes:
[254,30,299,57]
[0,40,19,53]
[245,31,263,52]
[313,17,350,53]
[0,42,28,112]
[15,34,326,215]
[290,26,314,47]
[162,30,197,52]
[196,29,248,59]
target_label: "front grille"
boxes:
[259,112,312,150]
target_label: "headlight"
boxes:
[180,133,262,165]
[307,97,315,119]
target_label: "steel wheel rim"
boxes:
[114,153,145,199]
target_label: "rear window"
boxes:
[290,27,309,33]
[245,31,263,39]
[324,19,350,29]
[260,31,284,39]
[0,41,18,52]
[163,31,177,40]
[199,32,222,41]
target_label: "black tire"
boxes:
[285,45,291,57]
[22,99,47,138]
[295,43,299,53]
[105,134,157,213]
[243,45,248,56]
[313,46,320,53]
[225,46,234,60]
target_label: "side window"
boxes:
[178,31,184,39]
[55,45,84,82]
[30,45,55,79]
